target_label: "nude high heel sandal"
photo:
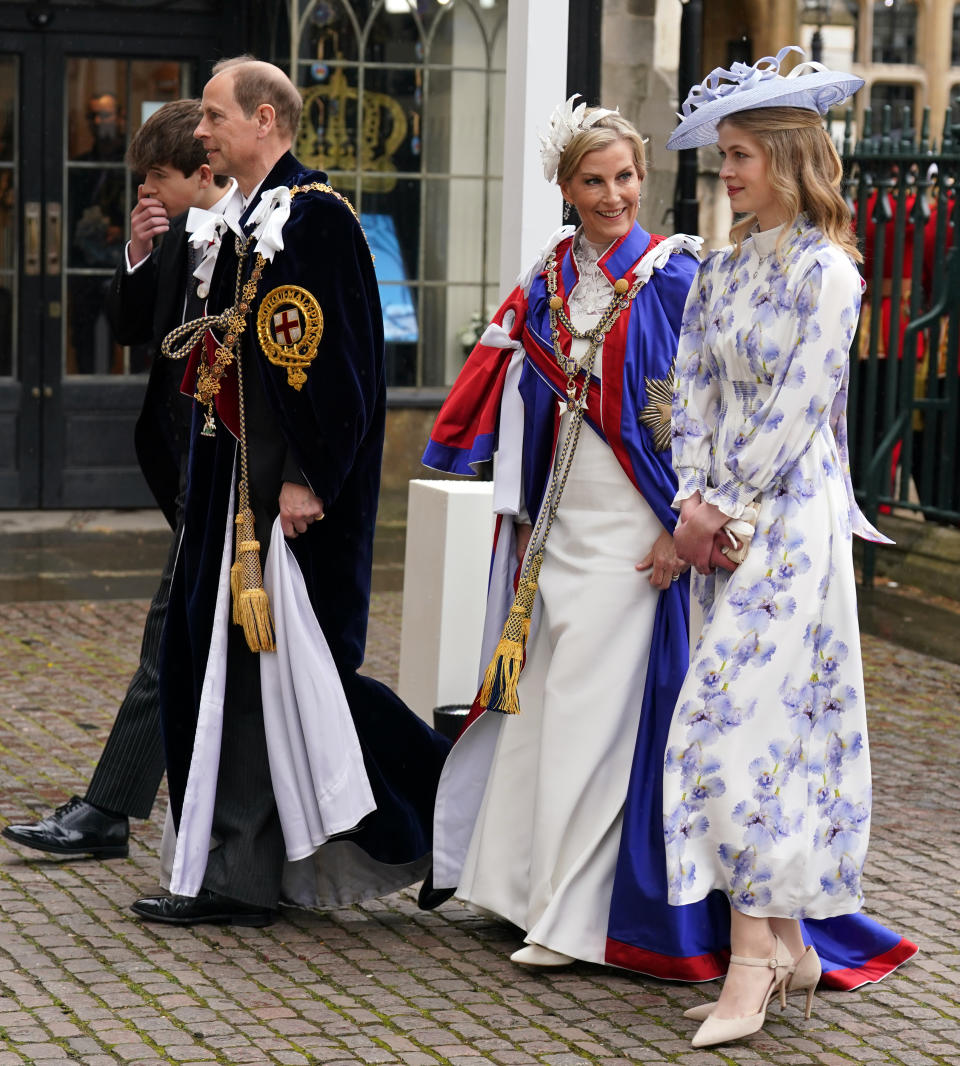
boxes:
[683,944,821,1021]
[787,945,821,1019]
[689,935,793,1049]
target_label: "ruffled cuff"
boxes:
[671,467,707,509]
[702,477,759,521]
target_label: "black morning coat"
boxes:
[104,214,194,528]
[158,152,450,869]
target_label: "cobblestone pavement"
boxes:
[0,595,958,1066]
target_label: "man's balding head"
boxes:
[210,57,303,138]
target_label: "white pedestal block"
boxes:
[398,479,495,726]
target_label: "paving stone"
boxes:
[5,1045,69,1060]
[0,597,958,1066]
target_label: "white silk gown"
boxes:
[457,237,665,962]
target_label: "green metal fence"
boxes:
[842,106,960,585]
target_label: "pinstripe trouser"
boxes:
[83,526,178,820]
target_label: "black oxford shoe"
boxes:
[130,889,275,927]
[2,796,129,858]
[417,866,456,911]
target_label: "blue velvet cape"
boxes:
[159,153,449,869]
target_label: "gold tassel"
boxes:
[237,586,276,653]
[230,560,243,624]
[478,550,543,714]
[230,506,276,652]
[231,508,254,625]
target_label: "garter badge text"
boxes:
[257,285,323,390]
[637,364,675,452]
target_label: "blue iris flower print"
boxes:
[664,217,872,916]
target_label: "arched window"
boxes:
[287,0,507,388]
[872,0,917,65]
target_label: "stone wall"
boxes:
[602,0,683,238]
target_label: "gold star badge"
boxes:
[637,364,675,452]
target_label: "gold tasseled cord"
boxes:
[477,549,543,715]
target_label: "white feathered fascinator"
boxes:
[539,94,620,183]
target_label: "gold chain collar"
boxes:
[160,181,371,436]
[544,243,644,411]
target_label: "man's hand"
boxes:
[279,482,324,538]
[128,185,170,266]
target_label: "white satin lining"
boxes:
[168,466,236,897]
[261,516,376,861]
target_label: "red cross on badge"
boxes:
[273,307,302,345]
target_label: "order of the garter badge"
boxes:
[637,364,675,452]
[256,285,323,390]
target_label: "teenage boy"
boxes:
[3,100,235,859]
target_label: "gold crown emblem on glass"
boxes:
[296,69,408,193]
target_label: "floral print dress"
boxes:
[664,217,882,920]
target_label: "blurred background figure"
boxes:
[69,91,127,374]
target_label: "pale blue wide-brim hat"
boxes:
[666,45,864,151]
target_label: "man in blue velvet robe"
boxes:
[132,58,449,926]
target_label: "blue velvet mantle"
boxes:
[159,152,449,868]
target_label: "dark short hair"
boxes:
[211,56,303,137]
[126,98,217,180]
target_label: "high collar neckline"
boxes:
[750,221,788,256]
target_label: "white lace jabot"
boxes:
[569,232,615,319]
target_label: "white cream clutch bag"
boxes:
[719,501,761,565]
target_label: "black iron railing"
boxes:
[842,105,960,585]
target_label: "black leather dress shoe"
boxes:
[417,867,456,911]
[2,796,129,858]
[130,889,275,927]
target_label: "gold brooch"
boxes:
[637,364,675,452]
[256,285,323,390]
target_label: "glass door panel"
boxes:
[0,5,222,508]
[0,51,20,505]
[63,57,187,377]
[0,56,16,381]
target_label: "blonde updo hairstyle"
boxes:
[556,110,647,185]
[720,106,861,262]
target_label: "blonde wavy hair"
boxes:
[720,107,861,263]
[556,111,647,185]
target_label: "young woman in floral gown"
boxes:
[663,49,914,1048]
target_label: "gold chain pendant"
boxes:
[544,247,642,417]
